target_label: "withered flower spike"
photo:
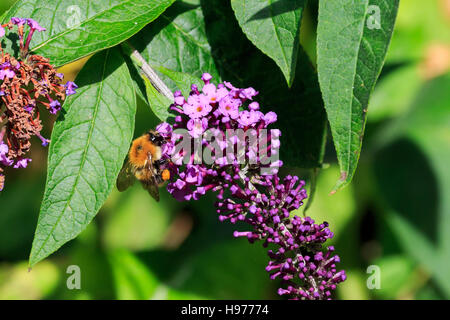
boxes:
[0,18,77,191]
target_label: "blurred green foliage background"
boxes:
[0,0,449,300]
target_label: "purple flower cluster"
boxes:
[266,217,346,299]
[154,74,346,299]
[0,18,77,191]
[156,73,280,202]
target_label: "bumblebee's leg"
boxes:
[153,158,168,171]
[155,158,169,166]
[154,173,163,185]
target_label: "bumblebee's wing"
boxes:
[141,181,160,202]
[142,155,160,202]
[116,161,135,192]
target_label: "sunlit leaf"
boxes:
[143,76,174,122]
[29,48,136,266]
[2,0,175,66]
[317,0,399,191]
[129,0,219,90]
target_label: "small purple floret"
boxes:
[64,81,78,96]
[49,100,61,114]
[11,17,26,26]
[13,158,32,169]
[26,18,46,32]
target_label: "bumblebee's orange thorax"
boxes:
[128,135,161,168]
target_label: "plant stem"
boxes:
[122,41,173,101]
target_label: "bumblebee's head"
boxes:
[129,135,160,168]
[148,130,164,146]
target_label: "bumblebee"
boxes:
[116,130,170,201]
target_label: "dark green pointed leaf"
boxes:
[317,0,399,191]
[2,0,175,66]
[129,0,219,89]
[154,66,202,97]
[142,67,202,121]
[143,76,173,122]
[230,0,306,86]
[29,47,136,266]
[121,50,149,105]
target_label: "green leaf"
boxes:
[2,0,175,66]
[129,0,220,89]
[202,0,326,168]
[268,48,327,168]
[373,73,450,297]
[108,250,159,299]
[143,75,174,122]
[121,50,149,105]
[230,0,306,86]
[29,47,136,267]
[155,66,202,97]
[131,61,202,121]
[317,0,399,191]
